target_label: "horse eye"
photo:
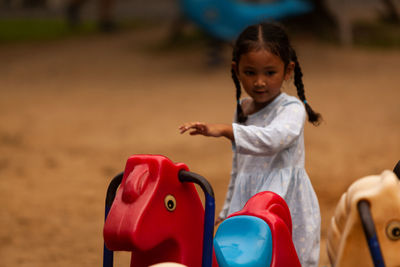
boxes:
[386,221,400,241]
[164,194,176,212]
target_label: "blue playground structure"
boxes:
[179,0,313,41]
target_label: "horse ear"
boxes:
[394,161,400,179]
[122,164,150,203]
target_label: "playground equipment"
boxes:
[103,154,300,267]
[327,161,400,267]
[179,0,313,41]
[214,191,301,267]
[103,155,217,266]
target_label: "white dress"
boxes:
[219,92,320,267]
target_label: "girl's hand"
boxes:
[179,122,218,137]
[179,122,234,140]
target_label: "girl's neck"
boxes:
[247,92,282,116]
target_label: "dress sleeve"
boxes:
[233,102,305,156]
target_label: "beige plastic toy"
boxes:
[327,162,400,267]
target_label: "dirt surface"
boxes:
[1,25,399,267]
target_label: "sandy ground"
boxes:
[0,25,399,267]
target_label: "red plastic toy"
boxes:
[103,155,218,267]
[228,191,301,267]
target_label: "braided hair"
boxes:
[231,22,322,125]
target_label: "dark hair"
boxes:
[232,22,322,126]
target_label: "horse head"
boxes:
[327,168,400,267]
[103,155,206,266]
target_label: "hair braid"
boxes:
[231,66,247,123]
[292,51,322,126]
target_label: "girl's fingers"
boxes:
[179,123,193,134]
[179,126,188,134]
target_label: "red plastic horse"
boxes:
[103,155,218,266]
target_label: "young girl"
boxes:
[179,22,322,267]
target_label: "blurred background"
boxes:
[0,0,399,266]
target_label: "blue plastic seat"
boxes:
[213,215,272,267]
[180,0,313,41]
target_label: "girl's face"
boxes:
[233,49,294,109]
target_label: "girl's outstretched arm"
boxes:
[179,122,234,141]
